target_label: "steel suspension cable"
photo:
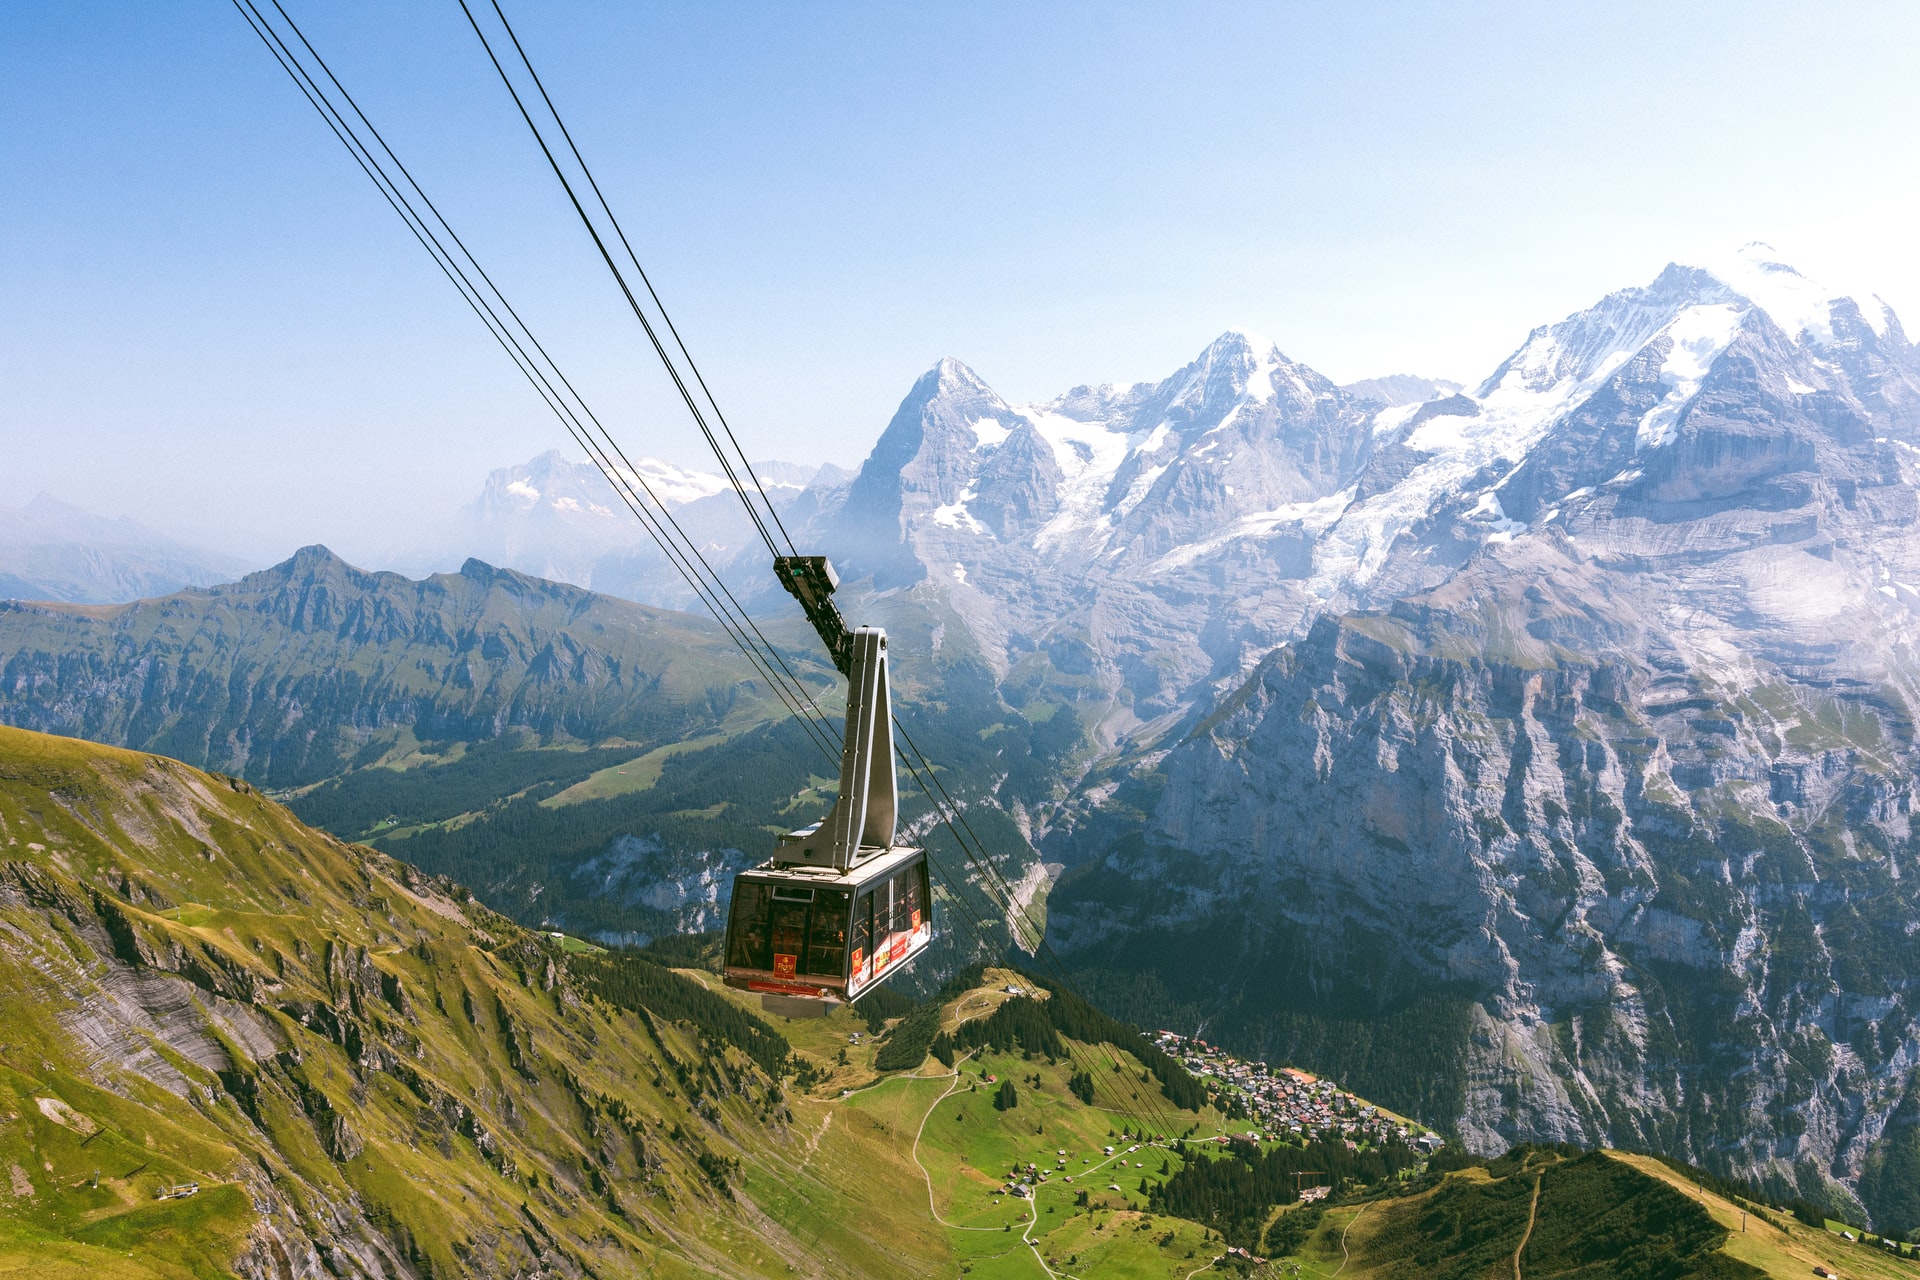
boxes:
[477,0,798,556]
[236,0,842,767]
[454,0,790,560]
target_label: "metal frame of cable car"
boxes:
[723,562,935,1008]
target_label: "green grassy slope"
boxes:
[0,724,1194,1279]
[1275,1146,1920,1280]
[0,724,948,1278]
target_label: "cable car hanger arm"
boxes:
[773,555,854,677]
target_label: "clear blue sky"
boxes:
[3,1,1916,564]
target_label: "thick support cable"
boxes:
[484,0,798,557]
[236,0,840,768]
[455,0,790,560]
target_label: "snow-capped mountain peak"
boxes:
[614,456,731,507]
[1702,241,1892,344]
[1474,265,1739,401]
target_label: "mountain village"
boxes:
[1152,1031,1444,1157]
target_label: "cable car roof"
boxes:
[739,844,925,887]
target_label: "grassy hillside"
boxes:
[0,724,1207,1278]
[1272,1145,1920,1280]
[0,723,945,1278]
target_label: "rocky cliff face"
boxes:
[1046,247,1920,1225]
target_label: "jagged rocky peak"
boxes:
[1116,328,1345,439]
[855,356,1026,484]
[248,543,383,591]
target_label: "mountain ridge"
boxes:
[0,545,786,787]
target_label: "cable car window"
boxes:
[805,889,850,977]
[769,894,810,980]
[851,889,875,981]
[726,882,772,970]
[893,867,922,935]
[872,876,896,975]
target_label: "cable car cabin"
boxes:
[723,615,935,1009]
[723,846,931,1001]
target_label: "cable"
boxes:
[892,740,1180,1137]
[455,0,791,560]
[480,0,798,556]
[252,0,846,766]
[236,0,841,768]
[889,713,1183,1135]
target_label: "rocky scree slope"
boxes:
[0,723,944,1280]
[1046,250,1920,1228]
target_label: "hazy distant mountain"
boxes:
[1339,373,1465,406]
[0,492,253,604]
[406,449,845,607]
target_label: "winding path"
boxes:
[1513,1174,1542,1280]
[894,1064,1176,1280]
[1332,1200,1372,1277]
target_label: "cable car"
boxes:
[724,560,934,1008]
